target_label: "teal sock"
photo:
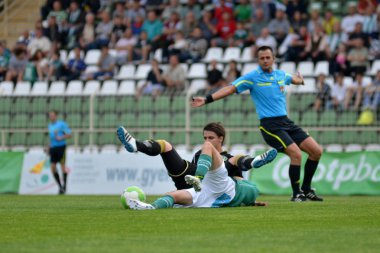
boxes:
[151,195,175,209]
[195,154,212,178]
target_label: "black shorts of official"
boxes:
[259,116,309,152]
[161,149,197,190]
[49,145,66,164]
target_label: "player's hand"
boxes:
[191,97,206,107]
[254,201,268,207]
[296,71,304,85]
[55,136,64,141]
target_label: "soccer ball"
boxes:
[120,186,146,209]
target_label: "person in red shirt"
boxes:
[214,12,236,46]
[214,0,233,23]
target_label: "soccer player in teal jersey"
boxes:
[191,46,323,202]
[48,110,72,194]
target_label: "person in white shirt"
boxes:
[344,72,371,110]
[331,73,349,111]
[115,29,137,64]
[341,4,365,36]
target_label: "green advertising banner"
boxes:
[0,152,24,193]
[250,152,380,195]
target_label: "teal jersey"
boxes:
[232,66,293,119]
[48,120,71,148]
[227,179,259,207]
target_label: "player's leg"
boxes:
[58,146,68,193]
[298,136,323,201]
[49,147,64,194]
[232,148,278,171]
[127,190,193,210]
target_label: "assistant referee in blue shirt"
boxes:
[191,46,323,202]
[48,110,72,194]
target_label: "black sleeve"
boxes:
[192,150,201,164]
[221,151,243,178]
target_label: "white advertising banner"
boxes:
[19,151,193,195]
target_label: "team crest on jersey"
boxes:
[222,155,228,161]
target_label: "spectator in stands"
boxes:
[32,50,48,81]
[290,10,307,33]
[133,31,150,62]
[61,46,86,81]
[234,0,251,24]
[142,10,163,51]
[45,51,63,81]
[136,58,164,98]
[305,23,327,63]
[358,0,377,15]
[325,22,348,61]
[307,8,323,35]
[251,0,270,23]
[250,8,269,38]
[82,0,100,14]
[283,0,308,21]
[347,38,369,76]
[112,1,127,19]
[180,0,201,21]
[131,14,144,36]
[66,1,86,49]
[329,43,349,76]
[331,73,348,111]
[79,13,96,51]
[23,56,38,83]
[198,10,217,42]
[341,3,365,36]
[88,45,116,80]
[267,9,290,44]
[17,30,32,49]
[233,22,248,48]
[182,11,198,38]
[347,22,370,49]
[322,9,339,35]
[47,0,67,29]
[282,25,308,61]
[109,15,127,48]
[125,0,146,22]
[344,72,371,110]
[363,70,380,110]
[92,10,114,49]
[115,29,137,65]
[251,27,277,58]
[313,73,331,112]
[214,0,234,23]
[362,6,378,38]
[43,16,61,49]
[163,11,183,43]
[27,28,52,57]
[224,60,241,85]
[168,31,189,61]
[162,0,182,21]
[181,27,207,63]
[213,12,236,47]
[161,54,186,91]
[207,60,225,92]
[5,47,28,82]
[0,43,10,81]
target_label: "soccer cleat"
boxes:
[290,192,307,202]
[59,187,65,195]
[252,148,278,168]
[127,199,155,210]
[185,175,202,192]
[303,189,323,201]
[116,126,137,152]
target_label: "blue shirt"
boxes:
[48,120,71,148]
[232,66,293,119]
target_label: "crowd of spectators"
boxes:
[0,0,379,111]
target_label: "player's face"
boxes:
[203,130,223,150]
[49,112,57,122]
[258,49,274,71]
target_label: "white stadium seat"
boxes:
[31,81,48,96]
[345,144,362,152]
[84,49,101,65]
[203,47,223,62]
[325,144,343,152]
[118,80,136,95]
[48,81,66,95]
[280,61,296,74]
[67,49,84,61]
[83,80,101,95]
[59,49,68,63]
[240,47,253,63]
[207,63,224,71]
[364,144,380,151]
[188,79,206,94]
[222,47,241,62]
[291,77,317,93]
[297,61,314,76]
[116,64,135,80]
[180,63,189,74]
[84,65,99,76]
[66,80,84,95]
[188,63,207,79]
[135,64,151,80]
[242,63,259,75]
[314,61,329,75]
[153,48,163,62]
[0,81,14,95]
[13,81,31,96]
[369,60,380,75]
[100,80,118,95]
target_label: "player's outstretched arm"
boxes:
[291,71,305,85]
[191,85,237,108]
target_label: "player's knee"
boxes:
[202,141,213,150]
[312,145,323,160]
[289,150,302,163]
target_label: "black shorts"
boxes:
[49,145,66,164]
[259,116,309,152]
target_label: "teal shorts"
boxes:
[227,179,259,207]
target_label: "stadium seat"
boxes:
[279,61,296,74]
[27,132,47,146]
[65,97,83,113]
[83,80,101,95]
[14,97,30,113]
[154,95,171,112]
[180,63,189,74]
[154,112,171,127]
[118,80,136,95]
[319,110,337,126]
[137,96,153,112]
[336,111,357,126]
[49,97,64,111]
[188,79,206,94]
[319,131,340,145]
[207,62,224,71]
[171,96,186,112]
[340,131,359,145]
[0,81,14,95]
[206,100,224,112]
[0,97,12,113]
[188,63,207,79]
[153,48,163,62]
[224,95,242,112]
[116,64,135,80]
[84,49,101,65]
[97,96,117,113]
[364,144,380,151]
[48,81,66,95]
[222,47,241,63]
[100,80,119,95]
[240,47,253,63]
[84,65,99,76]
[314,61,329,75]
[171,132,186,145]
[191,112,207,127]
[96,133,118,146]
[325,144,343,152]
[67,49,84,61]
[66,80,84,95]
[13,81,31,96]
[59,49,68,63]
[119,112,137,127]
[0,113,10,128]
[242,63,259,75]
[137,112,153,127]
[225,112,244,127]
[203,47,223,63]
[297,61,314,77]
[171,113,186,127]
[359,130,379,145]
[292,78,317,93]
[9,132,27,145]
[31,113,48,128]
[369,60,380,75]
[31,81,48,96]
[135,64,151,80]
[97,113,118,128]
[345,144,362,152]
[229,131,246,145]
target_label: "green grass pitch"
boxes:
[0,195,379,253]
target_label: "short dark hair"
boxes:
[49,110,58,115]
[257,46,274,57]
[203,122,226,144]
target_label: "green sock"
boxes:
[151,195,175,209]
[196,154,212,178]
